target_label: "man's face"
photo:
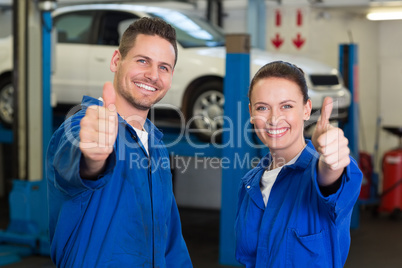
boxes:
[111,34,176,112]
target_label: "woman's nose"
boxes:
[267,110,284,126]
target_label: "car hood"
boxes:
[191,46,339,75]
[0,35,12,51]
[250,49,338,74]
[0,36,13,70]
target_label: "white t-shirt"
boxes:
[133,127,149,156]
[260,150,303,207]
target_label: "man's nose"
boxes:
[145,65,159,82]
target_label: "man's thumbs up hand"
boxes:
[79,82,118,179]
[102,81,116,111]
[312,97,350,186]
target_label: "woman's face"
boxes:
[249,77,312,158]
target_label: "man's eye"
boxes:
[138,59,146,63]
[160,66,168,71]
[256,106,267,111]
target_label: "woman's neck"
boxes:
[270,141,306,170]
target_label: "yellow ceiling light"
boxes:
[366,1,402,20]
[366,10,402,20]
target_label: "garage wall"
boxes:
[377,20,402,180]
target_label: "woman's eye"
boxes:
[256,106,267,111]
[282,104,292,109]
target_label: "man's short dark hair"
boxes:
[119,17,178,66]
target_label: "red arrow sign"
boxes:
[271,33,284,49]
[275,10,282,27]
[297,9,303,26]
[292,33,305,49]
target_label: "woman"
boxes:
[235,61,362,268]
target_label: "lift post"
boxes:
[339,43,360,229]
[339,44,359,160]
[219,34,255,266]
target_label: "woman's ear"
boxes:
[304,99,312,121]
[249,103,254,124]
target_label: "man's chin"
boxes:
[129,99,153,111]
[134,104,151,111]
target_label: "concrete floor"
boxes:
[345,206,402,268]
[1,202,402,267]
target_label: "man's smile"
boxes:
[135,82,156,92]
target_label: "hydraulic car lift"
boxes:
[0,0,56,265]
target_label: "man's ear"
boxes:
[110,49,121,73]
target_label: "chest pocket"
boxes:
[286,228,330,268]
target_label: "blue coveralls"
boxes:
[47,96,192,268]
[235,141,362,268]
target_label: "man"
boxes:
[46,17,192,267]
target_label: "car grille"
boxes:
[309,75,340,86]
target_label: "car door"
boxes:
[87,10,140,99]
[53,10,96,106]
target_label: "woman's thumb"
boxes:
[319,97,333,128]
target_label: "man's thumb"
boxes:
[102,82,116,110]
[319,97,333,128]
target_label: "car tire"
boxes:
[0,76,13,128]
[186,80,224,143]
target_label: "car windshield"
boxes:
[146,8,225,48]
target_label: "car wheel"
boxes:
[0,76,13,128]
[186,80,224,143]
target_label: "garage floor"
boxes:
[0,201,402,267]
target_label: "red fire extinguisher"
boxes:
[358,152,372,200]
[379,127,402,216]
[380,149,402,213]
